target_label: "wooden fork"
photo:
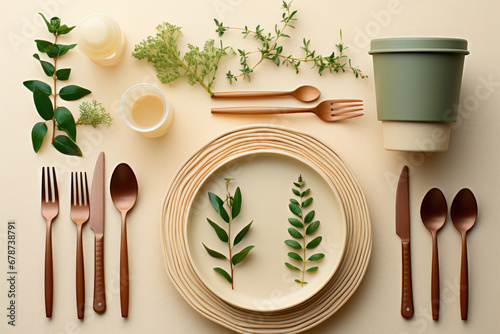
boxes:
[41,167,59,318]
[70,172,90,319]
[211,99,363,122]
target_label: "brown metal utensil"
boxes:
[211,85,321,102]
[395,166,414,318]
[110,163,138,318]
[70,172,90,319]
[41,167,59,318]
[420,188,447,321]
[211,99,363,122]
[451,188,477,321]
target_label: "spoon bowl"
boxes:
[110,163,138,318]
[420,188,447,321]
[290,85,321,102]
[451,188,477,320]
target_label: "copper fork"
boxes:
[41,167,59,318]
[211,99,364,122]
[70,172,90,319]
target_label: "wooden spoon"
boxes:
[211,85,321,102]
[451,188,477,320]
[420,188,447,321]
[110,163,138,318]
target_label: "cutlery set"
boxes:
[211,85,364,122]
[40,154,138,319]
[396,166,477,321]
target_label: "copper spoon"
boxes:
[451,188,477,320]
[420,188,447,321]
[211,85,321,102]
[110,163,138,318]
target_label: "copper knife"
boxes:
[396,166,414,318]
[90,152,106,313]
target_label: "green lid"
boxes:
[369,37,469,54]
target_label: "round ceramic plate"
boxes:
[185,151,347,312]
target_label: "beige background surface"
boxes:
[1,0,499,333]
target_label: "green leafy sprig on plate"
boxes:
[203,178,254,290]
[285,175,324,286]
[215,0,366,83]
[23,14,110,156]
[132,22,234,96]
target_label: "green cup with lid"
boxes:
[369,37,469,152]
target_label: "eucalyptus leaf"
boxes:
[59,85,92,101]
[288,218,303,228]
[301,188,310,197]
[288,203,301,216]
[31,122,47,153]
[50,17,61,29]
[48,44,59,58]
[308,253,325,261]
[285,262,300,271]
[213,267,232,283]
[39,13,55,33]
[57,24,75,35]
[306,266,318,272]
[292,188,300,196]
[206,218,228,242]
[231,245,254,266]
[56,43,76,56]
[56,68,71,80]
[232,187,242,219]
[53,135,82,156]
[306,220,320,235]
[288,228,303,239]
[304,210,315,224]
[285,239,301,249]
[23,80,51,95]
[34,39,52,53]
[306,236,322,249]
[202,243,227,259]
[302,197,313,207]
[233,221,252,246]
[293,182,301,188]
[287,252,303,261]
[294,279,303,284]
[33,54,55,76]
[33,87,53,120]
[208,192,230,223]
[54,107,76,141]
[289,198,299,206]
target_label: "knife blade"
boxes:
[396,165,414,318]
[90,152,106,313]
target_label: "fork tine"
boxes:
[75,172,80,206]
[84,172,89,207]
[42,167,46,202]
[47,167,52,202]
[333,107,364,115]
[329,99,363,103]
[330,113,364,121]
[71,172,75,206]
[52,167,58,202]
[79,172,84,206]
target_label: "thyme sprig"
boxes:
[215,0,366,83]
[285,175,324,286]
[203,178,254,290]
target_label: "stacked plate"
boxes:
[161,125,372,333]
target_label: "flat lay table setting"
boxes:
[1,0,499,333]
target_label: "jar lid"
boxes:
[369,37,469,54]
[77,13,122,58]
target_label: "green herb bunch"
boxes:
[23,13,95,156]
[203,178,254,290]
[285,175,324,286]
[215,0,366,83]
[132,22,234,96]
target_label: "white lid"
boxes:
[77,13,121,58]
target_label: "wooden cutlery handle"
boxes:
[120,212,129,317]
[460,232,468,320]
[431,232,440,320]
[401,241,414,318]
[93,234,106,313]
[45,220,53,318]
[212,91,287,98]
[76,225,85,319]
[212,106,310,115]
